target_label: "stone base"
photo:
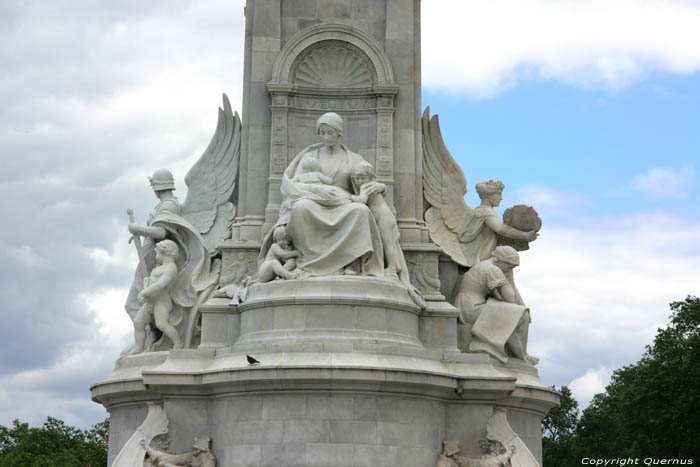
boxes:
[94,346,557,466]
[93,278,557,466]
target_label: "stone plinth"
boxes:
[235,277,422,349]
[93,314,558,466]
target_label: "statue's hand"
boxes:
[351,194,369,204]
[525,230,539,242]
[137,291,148,303]
[128,223,139,234]
[360,181,382,198]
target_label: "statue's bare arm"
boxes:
[483,215,538,242]
[352,181,386,204]
[496,282,517,304]
[270,243,300,260]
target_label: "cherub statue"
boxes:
[350,161,402,277]
[130,240,181,353]
[124,94,241,351]
[142,435,216,467]
[257,225,300,282]
[421,107,541,301]
[292,155,334,185]
[350,161,426,308]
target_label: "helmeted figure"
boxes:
[124,95,241,351]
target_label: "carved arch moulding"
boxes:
[269,24,397,88]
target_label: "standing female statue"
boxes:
[262,112,386,277]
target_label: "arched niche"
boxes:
[264,24,399,230]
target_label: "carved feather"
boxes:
[182,94,241,253]
[422,107,473,266]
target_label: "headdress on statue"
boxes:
[316,112,343,135]
[149,169,175,191]
[475,179,504,197]
[492,245,520,266]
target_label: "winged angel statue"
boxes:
[422,107,540,302]
[124,94,241,353]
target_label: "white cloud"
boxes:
[519,212,700,394]
[80,287,133,343]
[0,288,132,428]
[631,164,695,198]
[569,366,613,408]
[422,0,700,96]
[513,184,583,218]
[6,245,49,269]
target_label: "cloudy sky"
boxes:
[1,0,699,430]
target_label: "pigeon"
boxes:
[246,355,260,365]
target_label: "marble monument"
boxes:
[92,2,559,466]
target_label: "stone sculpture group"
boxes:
[118,106,543,466]
[124,105,541,367]
[95,6,558,466]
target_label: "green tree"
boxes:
[576,296,700,460]
[542,385,581,466]
[0,416,109,467]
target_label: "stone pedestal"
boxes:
[93,276,557,466]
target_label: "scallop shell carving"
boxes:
[294,45,373,88]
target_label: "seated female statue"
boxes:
[261,112,386,277]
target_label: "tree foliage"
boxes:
[542,385,580,466]
[542,296,700,464]
[0,416,109,467]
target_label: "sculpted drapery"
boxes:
[261,113,385,277]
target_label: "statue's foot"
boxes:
[172,341,183,350]
[384,267,399,280]
[343,266,358,276]
[126,346,145,355]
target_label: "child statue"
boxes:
[257,226,300,282]
[129,239,182,353]
[292,156,334,185]
[350,161,402,277]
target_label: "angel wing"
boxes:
[486,409,540,467]
[182,94,242,254]
[111,403,169,467]
[422,107,474,266]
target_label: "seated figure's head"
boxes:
[155,239,179,261]
[475,179,504,207]
[316,112,343,147]
[273,225,292,248]
[316,112,343,135]
[351,161,376,193]
[491,245,519,270]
